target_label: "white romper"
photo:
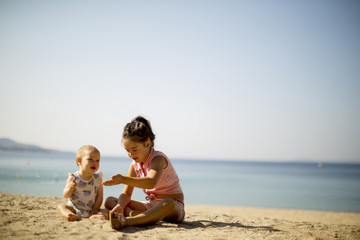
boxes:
[67,171,102,217]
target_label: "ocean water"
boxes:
[0,152,359,213]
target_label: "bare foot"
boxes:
[109,211,126,229]
[67,213,81,221]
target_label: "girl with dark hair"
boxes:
[103,116,184,229]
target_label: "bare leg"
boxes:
[105,196,147,217]
[57,203,81,221]
[125,198,182,227]
[125,200,147,216]
[105,196,118,210]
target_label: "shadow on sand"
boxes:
[121,220,281,233]
[180,219,281,232]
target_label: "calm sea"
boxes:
[0,152,359,213]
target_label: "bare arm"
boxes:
[103,156,166,189]
[111,164,136,214]
[91,178,103,214]
[63,175,77,199]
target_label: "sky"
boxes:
[0,0,359,162]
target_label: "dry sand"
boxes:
[1,192,359,240]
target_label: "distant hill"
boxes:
[0,138,57,153]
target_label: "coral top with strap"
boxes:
[132,148,183,200]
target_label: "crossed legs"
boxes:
[105,196,184,227]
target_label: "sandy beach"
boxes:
[0,193,359,240]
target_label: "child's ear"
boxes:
[145,138,151,148]
[76,157,82,166]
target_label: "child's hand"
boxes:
[112,204,124,214]
[63,174,78,198]
[103,174,124,186]
[66,174,78,190]
[68,178,77,190]
[90,209,99,215]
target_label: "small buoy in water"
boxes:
[16,174,21,179]
[317,162,322,168]
[53,173,59,182]
[36,173,41,179]
[26,161,31,166]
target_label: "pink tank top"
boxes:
[132,148,183,200]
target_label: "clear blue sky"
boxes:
[1,0,359,162]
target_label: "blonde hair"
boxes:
[76,145,100,165]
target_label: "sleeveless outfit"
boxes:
[67,171,102,217]
[132,148,185,222]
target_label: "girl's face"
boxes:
[122,138,151,163]
[77,150,100,174]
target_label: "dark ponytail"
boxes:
[122,116,156,147]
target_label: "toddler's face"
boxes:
[122,138,151,163]
[78,150,100,173]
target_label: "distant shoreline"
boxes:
[0,137,63,154]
